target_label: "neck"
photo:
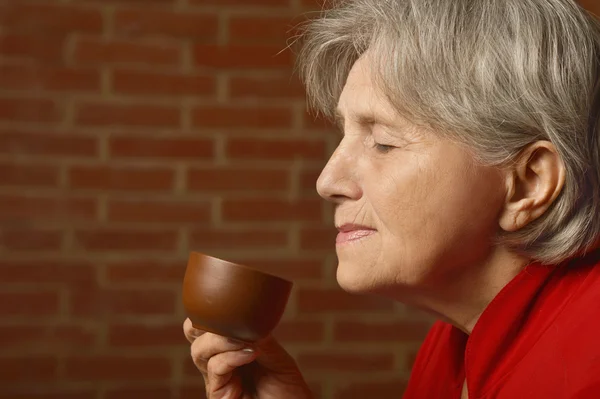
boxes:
[400,246,531,335]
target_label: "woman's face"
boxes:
[317,56,507,296]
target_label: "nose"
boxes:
[316,140,362,203]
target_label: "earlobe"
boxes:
[498,141,566,232]
[499,197,536,232]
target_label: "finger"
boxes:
[183,318,205,344]
[207,371,245,399]
[191,333,254,373]
[253,335,298,372]
[206,349,259,396]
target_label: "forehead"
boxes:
[337,55,398,122]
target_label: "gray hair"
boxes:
[296,0,600,265]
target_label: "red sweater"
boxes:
[403,251,600,399]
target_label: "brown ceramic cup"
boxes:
[182,251,293,343]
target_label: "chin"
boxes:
[335,260,376,294]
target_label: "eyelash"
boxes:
[373,143,395,153]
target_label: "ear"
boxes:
[499,141,566,232]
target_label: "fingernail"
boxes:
[241,348,255,355]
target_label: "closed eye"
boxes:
[373,143,395,153]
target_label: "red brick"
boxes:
[0,260,95,284]
[194,44,292,69]
[189,227,288,250]
[300,0,328,11]
[178,386,208,399]
[0,291,59,316]
[69,165,174,192]
[334,379,408,399]
[69,288,176,316]
[222,198,321,222]
[76,102,180,128]
[300,227,337,250]
[64,356,171,381]
[0,356,58,382]
[298,352,395,372]
[405,351,418,372]
[0,324,97,348]
[0,64,100,92]
[74,229,178,251]
[300,168,321,191]
[273,320,325,342]
[183,357,201,377]
[304,112,335,129]
[80,0,173,3]
[333,321,431,342]
[226,138,325,160]
[0,162,59,187]
[0,131,98,158]
[191,0,289,5]
[229,75,304,99]
[187,168,289,192]
[0,97,62,123]
[0,195,97,223]
[110,137,213,159]
[74,38,181,66]
[108,199,210,224]
[0,228,63,251]
[105,388,173,399]
[113,69,215,97]
[45,325,98,347]
[229,16,295,44]
[301,0,325,7]
[108,323,183,346]
[192,105,292,129]
[0,389,94,399]
[580,0,600,14]
[309,382,323,399]
[297,289,395,313]
[0,4,103,34]
[114,9,217,39]
[0,33,65,62]
[106,259,183,283]
[236,258,324,280]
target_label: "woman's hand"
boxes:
[183,318,313,399]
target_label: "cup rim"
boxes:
[188,251,294,285]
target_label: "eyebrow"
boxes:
[334,108,391,131]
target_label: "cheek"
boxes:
[371,150,502,266]
[436,164,504,229]
[416,163,505,273]
[369,153,434,234]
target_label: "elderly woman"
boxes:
[183,0,600,398]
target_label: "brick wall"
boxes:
[3,0,597,399]
[580,0,600,15]
[0,0,439,398]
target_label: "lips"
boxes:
[335,224,377,244]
